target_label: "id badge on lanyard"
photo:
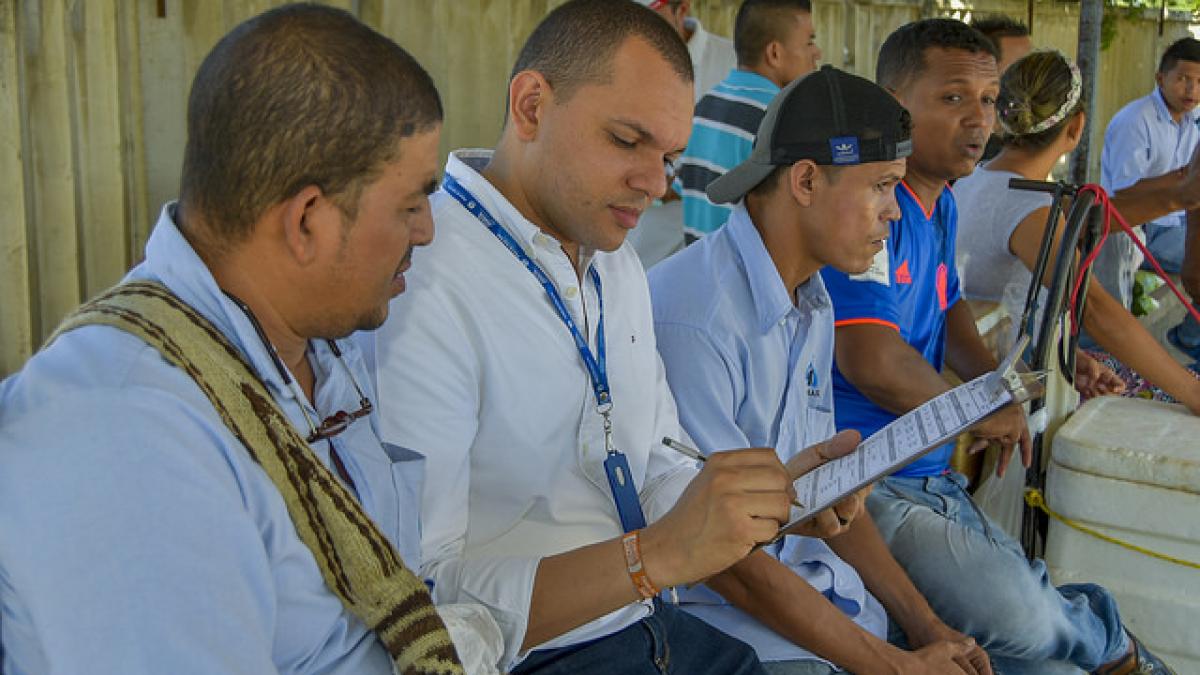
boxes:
[601,408,647,532]
[442,174,647,533]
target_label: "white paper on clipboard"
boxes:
[771,337,1038,542]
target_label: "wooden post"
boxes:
[1069,0,1103,185]
[0,0,34,376]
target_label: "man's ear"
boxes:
[788,160,818,207]
[278,185,328,267]
[763,41,783,72]
[507,70,553,142]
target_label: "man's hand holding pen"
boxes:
[652,430,872,588]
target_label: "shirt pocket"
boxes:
[379,442,426,571]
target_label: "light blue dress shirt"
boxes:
[648,205,886,664]
[1096,88,1200,305]
[1102,88,1199,227]
[0,204,421,674]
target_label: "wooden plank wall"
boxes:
[0,0,1193,377]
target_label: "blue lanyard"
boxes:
[442,173,647,533]
[442,174,613,417]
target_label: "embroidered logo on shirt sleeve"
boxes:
[850,248,890,286]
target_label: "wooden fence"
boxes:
[0,0,1193,376]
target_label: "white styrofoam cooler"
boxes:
[1046,396,1200,672]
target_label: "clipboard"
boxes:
[765,336,1045,544]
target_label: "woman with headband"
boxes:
[955,50,1200,413]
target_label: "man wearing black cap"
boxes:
[650,65,992,675]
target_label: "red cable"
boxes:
[1066,184,1200,335]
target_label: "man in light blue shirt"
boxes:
[675,0,821,241]
[1099,37,1200,339]
[651,66,991,675]
[0,6,499,674]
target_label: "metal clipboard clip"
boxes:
[996,335,1048,405]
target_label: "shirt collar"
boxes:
[134,203,323,403]
[443,148,598,272]
[725,68,780,94]
[685,16,707,62]
[726,204,796,333]
[1152,87,1198,126]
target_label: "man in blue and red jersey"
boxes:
[821,18,1174,675]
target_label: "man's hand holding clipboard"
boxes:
[779,430,870,539]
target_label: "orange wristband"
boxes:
[621,529,660,599]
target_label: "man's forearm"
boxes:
[522,537,647,650]
[943,301,998,382]
[1112,166,1198,226]
[707,550,906,674]
[1183,208,1200,297]
[834,324,953,417]
[825,512,940,642]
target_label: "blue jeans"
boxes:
[761,661,837,675]
[1172,311,1200,353]
[866,473,1130,675]
[1143,222,1185,274]
[512,599,765,675]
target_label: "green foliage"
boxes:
[1105,0,1199,10]
[1098,0,1197,51]
[1101,9,1120,50]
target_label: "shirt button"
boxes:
[534,233,551,247]
[565,286,579,299]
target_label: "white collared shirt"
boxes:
[372,150,698,669]
[685,17,737,102]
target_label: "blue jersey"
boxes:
[821,182,962,477]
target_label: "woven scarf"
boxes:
[47,281,464,675]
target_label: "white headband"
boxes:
[999,53,1082,136]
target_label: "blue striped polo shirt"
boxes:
[674,69,779,239]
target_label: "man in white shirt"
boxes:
[373,1,860,673]
[638,0,737,101]
[627,0,740,267]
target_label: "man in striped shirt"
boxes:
[675,0,821,241]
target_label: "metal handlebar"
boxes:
[1007,178,1102,560]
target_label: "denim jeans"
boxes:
[1172,311,1200,353]
[761,660,837,675]
[512,599,765,675]
[1143,222,1185,275]
[866,473,1130,675]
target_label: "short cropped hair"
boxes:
[179,3,442,241]
[747,162,842,199]
[1159,37,1200,74]
[971,14,1030,48]
[511,0,693,105]
[734,0,814,68]
[876,18,998,91]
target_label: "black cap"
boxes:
[707,65,912,204]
